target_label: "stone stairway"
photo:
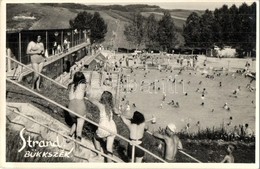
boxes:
[83,71,92,82]
[88,71,103,99]
[111,73,119,88]
[6,102,123,163]
[91,71,101,88]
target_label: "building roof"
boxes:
[6,28,74,34]
[95,52,107,62]
[84,52,107,66]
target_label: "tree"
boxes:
[213,8,223,48]
[69,11,92,30]
[70,11,107,43]
[183,12,201,48]
[200,10,214,48]
[90,12,108,43]
[249,2,256,52]
[228,5,240,47]
[237,3,253,54]
[145,14,159,51]
[237,2,256,56]
[124,12,146,49]
[218,5,230,45]
[182,3,256,57]
[158,11,177,51]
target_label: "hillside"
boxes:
[7,4,76,30]
[6,3,201,49]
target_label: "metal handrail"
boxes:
[145,131,202,163]
[7,57,201,163]
[6,78,167,163]
[6,56,202,163]
[7,107,121,163]
[7,42,87,78]
[7,56,68,89]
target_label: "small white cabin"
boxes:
[214,46,236,58]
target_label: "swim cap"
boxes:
[167,123,177,132]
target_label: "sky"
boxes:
[83,0,255,10]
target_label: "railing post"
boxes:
[79,30,81,44]
[46,31,48,53]
[70,30,72,48]
[18,32,22,63]
[79,32,81,44]
[72,30,74,47]
[75,33,77,48]
[114,72,120,108]
[74,32,76,46]
[76,32,78,45]
[61,57,63,73]
[77,31,79,45]
[78,32,79,45]
[7,48,11,72]
[61,31,63,51]
[59,60,61,77]
[131,144,135,163]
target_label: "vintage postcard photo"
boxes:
[0,0,259,168]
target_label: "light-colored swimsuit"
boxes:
[96,106,117,138]
[29,42,45,64]
[68,84,87,117]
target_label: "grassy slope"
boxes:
[6,4,76,30]
[98,11,132,49]
[140,11,185,46]
[169,9,204,18]
[141,12,185,31]
[6,4,133,48]
[29,4,77,30]
[141,9,204,30]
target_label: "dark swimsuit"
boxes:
[127,138,145,158]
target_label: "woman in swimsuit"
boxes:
[120,111,146,163]
[26,35,45,91]
[89,91,117,162]
[67,72,88,148]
